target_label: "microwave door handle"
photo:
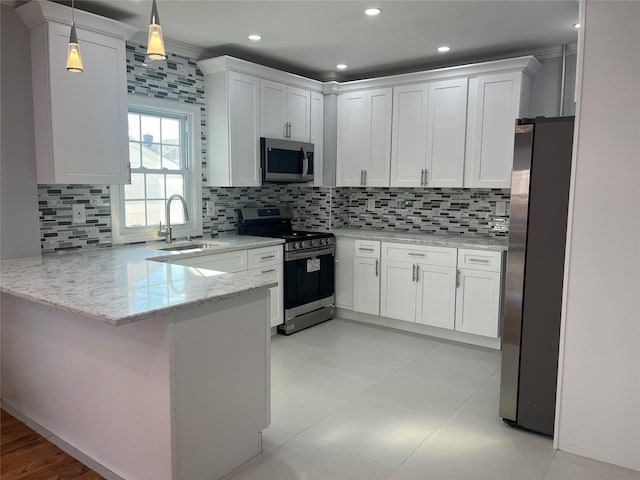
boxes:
[301,147,309,179]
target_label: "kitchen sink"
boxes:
[153,241,228,252]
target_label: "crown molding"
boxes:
[16,0,137,40]
[198,56,324,92]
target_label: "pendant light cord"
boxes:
[71,0,75,24]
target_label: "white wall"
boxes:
[556,0,640,471]
[529,54,577,118]
[0,5,41,260]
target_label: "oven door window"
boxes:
[284,252,334,309]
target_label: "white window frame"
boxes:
[111,96,202,244]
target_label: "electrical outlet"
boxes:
[206,201,215,216]
[72,204,86,224]
[367,198,375,210]
[495,201,507,216]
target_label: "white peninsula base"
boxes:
[1,290,270,480]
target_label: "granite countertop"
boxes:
[332,229,508,251]
[0,235,284,326]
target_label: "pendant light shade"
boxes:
[66,1,83,73]
[147,0,167,61]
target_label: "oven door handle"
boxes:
[301,146,309,180]
[285,246,335,261]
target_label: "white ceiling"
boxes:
[68,0,579,80]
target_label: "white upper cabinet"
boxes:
[337,88,392,186]
[200,69,261,187]
[464,72,528,188]
[260,80,311,142]
[310,91,324,186]
[425,78,468,187]
[16,1,137,185]
[390,79,467,188]
[337,91,367,186]
[391,84,428,187]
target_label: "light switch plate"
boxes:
[72,204,85,224]
[206,201,215,216]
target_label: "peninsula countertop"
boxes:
[331,229,508,251]
[0,235,284,326]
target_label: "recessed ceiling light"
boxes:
[248,34,262,41]
[573,23,580,28]
[336,64,348,70]
[365,8,381,16]
[437,46,451,53]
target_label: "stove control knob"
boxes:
[310,240,317,247]
[320,239,327,245]
[292,242,299,250]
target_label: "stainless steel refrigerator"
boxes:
[499,116,575,436]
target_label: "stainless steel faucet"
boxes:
[158,194,190,244]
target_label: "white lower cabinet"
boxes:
[338,239,504,345]
[335,237,355,309]
[248,266,283,328]
[380,259,416,321]
[415,264,457,329]
[353,257,381,316]
[453,248,503,338]
[169,245,284,327]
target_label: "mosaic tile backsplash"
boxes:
[335,188,511,237]
[36,44,510,253]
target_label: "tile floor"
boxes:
[232,319,640,480]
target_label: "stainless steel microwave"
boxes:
[261,138,314,183]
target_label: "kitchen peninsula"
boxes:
[0,237,282,480]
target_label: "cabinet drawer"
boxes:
[457,249,502,272]
[354,240,380,258]
[381,242,456,267]
[172,250,248,273]
[248,245,283,269]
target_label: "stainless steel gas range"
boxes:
[238,206,335,335]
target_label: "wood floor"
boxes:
[1,409,104,480]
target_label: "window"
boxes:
[111,97,202,244]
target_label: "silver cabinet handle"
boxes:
[412,264,416,282]
[360,170,364,186]
[456,269,461,287]
[424,168,428,185]
[420,169,424,186]
[375,259,379,277]
[288,122,292,138]
[261,268,277,274]
[415,264,419,281]
[283,123,288,138]
[261,255,276,260]
[359,247,375,252]
[364,170,367,185]
[467,258,490,263]
[408,252,426,257]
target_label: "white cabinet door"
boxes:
[465,72,522,188]
[425,78,468,188]
[364,88,393,187]
[229,72,261,186]
[415,264,456,329]
[380,260,416,322]
[353,257,380,316]
[390,84,428,187]
[310,91,324,186]
[455,268,501,338]
[337,91,367,186]
[335,237,355,309]
[287,86,311,142]
[249,266,283,327]
[260,79,288,139]
[35,23,129,184]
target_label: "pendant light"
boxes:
[147,0,167,61]
[66,0,83,73]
